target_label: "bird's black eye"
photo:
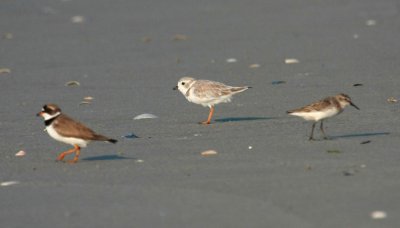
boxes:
[181,82,185,85]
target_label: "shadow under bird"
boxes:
[173,77,251,124]
[287,93,360,140]
[37,104,117,163]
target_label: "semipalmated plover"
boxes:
[287,93,359,140]
[37,104,117,163]
[173,77,250,124]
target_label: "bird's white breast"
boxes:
[290,108,340,122]
[186,89,232,107]
[46,124,88,147]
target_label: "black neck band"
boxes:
[44,116,58,126]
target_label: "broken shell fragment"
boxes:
[387,97,398,103]
[3,33,13,39]
[284,58,299,64]
[79,101,91,105]
[226,58,237,63]
[0,68,11,74]
[133,113,158,120]
[71,15,85,23]
[84,96,94,101]
[15,150,26,157]
[201,150,218,156]
[249,64,260,68]
[141,36,152,43]
[1,181,20,186]
[172,34,189,41]
[370,211,387,219]
[65,81,80,86]
[366,19,377,26]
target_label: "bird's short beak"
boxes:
[350,102,360,110]
[173,86,178,90]
[36,111,44,117]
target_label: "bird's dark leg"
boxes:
[320,121,328,139]
[309,122,317,140]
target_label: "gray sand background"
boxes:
[1,0,400,227]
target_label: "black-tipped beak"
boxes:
[173,86,178,90]
[350,102,360,110]
[36,111,43,117]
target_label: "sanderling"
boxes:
[287,93,359,140]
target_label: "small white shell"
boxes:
[226,58,237,63]
[133,113,158,120]
[172,34,189,41]
[285,58,299,64]
[3,33,13,39]
[65,81,80,86]
[84,96,94,101]
[201,150,218,156]
[387,97,398,103]
[370,211,387,219]
[15,150,26,157]
[71,16,85,23]
[249,64,260,68]
[79,101,91,105]
[366,19,376,26]
[0,68,11,74]
[1,181,20,186]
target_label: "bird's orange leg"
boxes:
[200,106,215,125]
[56,145,79,162]
[66,146,81,163]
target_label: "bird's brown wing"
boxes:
[53,114,99,140]
[288,97,333,113]
[193,80,234,98]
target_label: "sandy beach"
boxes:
[1,0,400,227]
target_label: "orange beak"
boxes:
[36,111,44,117]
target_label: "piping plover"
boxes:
[37,104,117,163]
[173,77,251,124]
[287,93,359,140]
